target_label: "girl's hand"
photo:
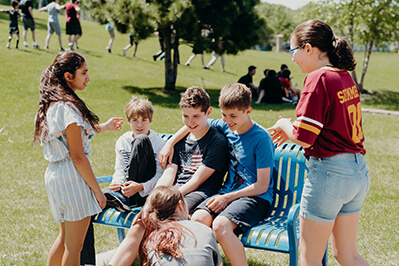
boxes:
[121,181,143,197]
[158,142,174,169]
[97,117,123,133]
[95,190,107,209]
[267,117,292,146]
[105,117,123,131]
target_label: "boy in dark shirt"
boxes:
[156,86,228,212]
[1,1,20,48]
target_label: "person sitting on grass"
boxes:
[156,86,228,213]
[159,83,275,266]
[108,186,223,266]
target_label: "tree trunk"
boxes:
[358,39,373,93]
[163,29,176,91]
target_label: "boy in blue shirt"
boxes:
[160,83,274,265]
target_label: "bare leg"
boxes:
[23,29,28,43]
[133,43,138,57]
[331,213,369,266]
[213,216,247,266]
[185,54,196,65]
[191,209,213,227]
[200,54,205,66]
[31,30,36,42]
[220,54,226,72]
[106,29,115,51]
[45,33,51,48]
[47,223,66,266]
[62,216,91,265]
[300,216,333,266]
[255,90,265,104]
[58,34,63,49]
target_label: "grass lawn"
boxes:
[0,5,398,265]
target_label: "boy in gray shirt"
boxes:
[39,0,64,50]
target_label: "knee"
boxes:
[191,210,212,227]
[333,247,361,265]
[212,217,232,240]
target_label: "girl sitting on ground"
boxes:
[108,186,222,266]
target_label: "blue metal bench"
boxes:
[93,142,328,265]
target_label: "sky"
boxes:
[261,0,312,10]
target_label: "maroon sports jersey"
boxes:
[293,67,366,158]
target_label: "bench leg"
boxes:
[117,228,126,243]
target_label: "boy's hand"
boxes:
[206,194,230,213]
[109,183,122,192]
[158,142,174,169]
[121,181,143,197]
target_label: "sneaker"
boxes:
[203,66,210,69]
[33,43,39,48]
[108,49,112,53]
[60,47,65,51]
[123,49,126,56]
[6,43,10,49]
[104,191,131,213]
[44,46,49,49]
[184,62,190,66]
[68,43,74,50]
[153,54,157,61]
[24,41,28,47]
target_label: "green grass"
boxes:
[0,4,399,265]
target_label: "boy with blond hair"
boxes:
[81,97,165,265]
[104,96,165,211]
[156,86,228,212]
[160,83,275,265]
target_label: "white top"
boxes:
[112,130,165,197]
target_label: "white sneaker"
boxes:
[6,43,10,48]
[123,49,126,56]
[24,41,28,47]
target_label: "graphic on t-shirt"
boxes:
[181,152,202,174]
[228,142,244,190]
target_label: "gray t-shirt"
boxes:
[147,220,222,265]
[45,2,60,23]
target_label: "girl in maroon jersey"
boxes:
[268,20,370,266]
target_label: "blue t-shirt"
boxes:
[209,119,275,204]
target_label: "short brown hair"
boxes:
[124,97,154,121]
[219,83,251,111]
[179,86,210,113]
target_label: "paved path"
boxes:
[362,108,399,116]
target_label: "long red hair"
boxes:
[139,186,194,265]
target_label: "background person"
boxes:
[19,0,38,48]
[268,20,370,266]
[0,0,20,49]
[62,0,81,50]
[39,0,64,51]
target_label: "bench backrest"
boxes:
[269,143,308,219]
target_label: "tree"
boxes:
[299,0,399,92]
[84,0,265,91]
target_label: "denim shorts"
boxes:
[300,153,370,223]
[195,195,270,234]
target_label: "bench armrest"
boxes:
[96,175,113,184]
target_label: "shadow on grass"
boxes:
[123,85,297,112]
[361,90,399,111]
